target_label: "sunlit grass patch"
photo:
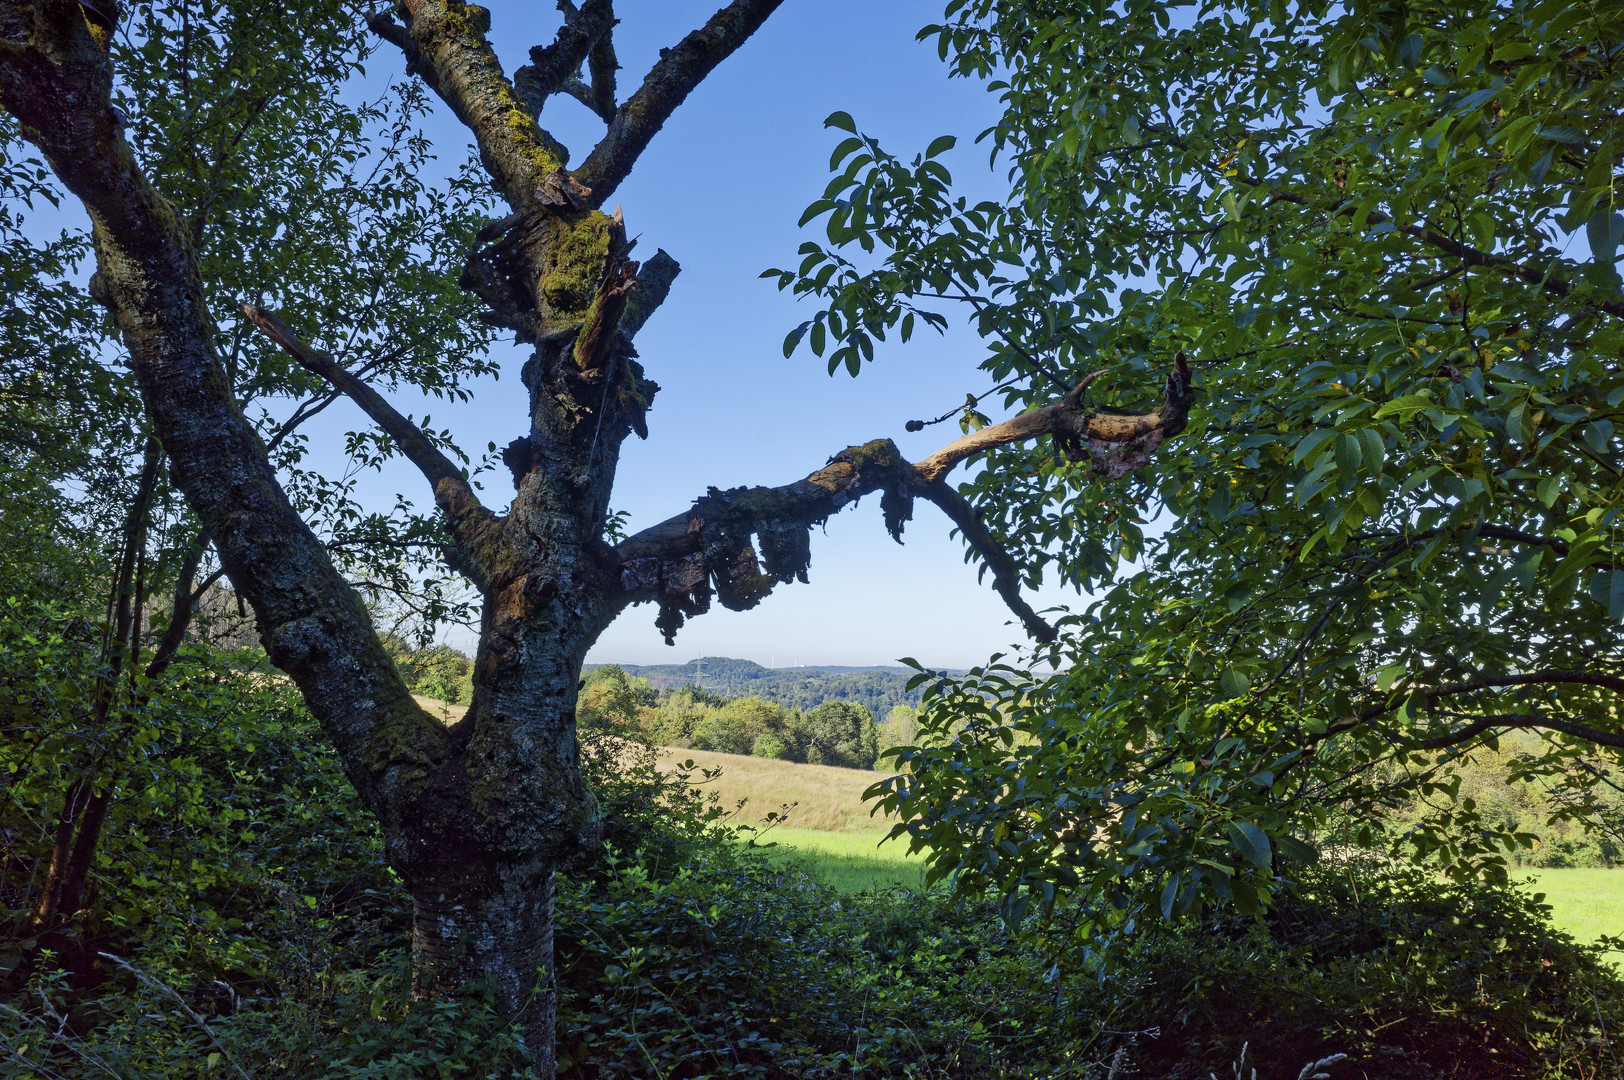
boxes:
[746,825,930,893]
[1520,868,1624,963]
[658,745,896,832]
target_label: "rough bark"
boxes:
[1,2,1194,1072]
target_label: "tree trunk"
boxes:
[410,862,557,1071]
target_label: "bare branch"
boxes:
[145,528,210,678]
[586,25,618,119]
[513,0,615,120]
[916,479,1056,642]
[573,0,786,207]
[1419,711,1624,750]
[241,306,504,591]
[619,249,680,340]
[915,355,1192,482]
[1314,669,1624,748]
[243,305,483,520]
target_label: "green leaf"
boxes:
[1334,432,1362,480]
[825,110,857,133]
[1292,428,1339,467]
[1587,208,1623,265]
[1539,124,1585,145]
[925,134,957,159]
[1276,835,1319,863]
[1357,428,1385,478]
[782,321,809,358]
[1226,821,1272,871]
[1588,570,1624,621]
[828,137,864,171]
[1375,395,1434,420]
[1160,871,1181,919]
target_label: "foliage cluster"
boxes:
[775,0,1624,926]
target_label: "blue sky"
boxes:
[331,1,1085,669]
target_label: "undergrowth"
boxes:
[1,623,1620,1078]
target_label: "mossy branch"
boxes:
[384,0,569,209]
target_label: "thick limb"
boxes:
[613,359,1194,642]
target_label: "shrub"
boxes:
[752,730,791,760]
[1087,861,1624,1079]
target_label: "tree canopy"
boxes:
[767,0,1624,922]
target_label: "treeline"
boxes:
[376,647,919,772]
[597,656,926,722]
[579,665,919,771]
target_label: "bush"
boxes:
[555,841,1114,1079]
[1087,861,1624,1079]
[752,730,791,760]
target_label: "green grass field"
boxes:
[658,744,1624,952]
[658,746,897,832]
[747,826,929,892]
[1519,868,1624,960]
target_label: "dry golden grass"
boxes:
[657,746,894,833]
[405,698,893,834]
[414,694,463,723]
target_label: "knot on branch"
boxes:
[1069,352,1196,479]
[535,168,592,211]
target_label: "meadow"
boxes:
[659,745,1624,954]
[1520,868,1624,961]
[656,745,894,832]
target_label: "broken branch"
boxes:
[613,356,1193,642]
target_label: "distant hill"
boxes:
[589,656,934,720]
